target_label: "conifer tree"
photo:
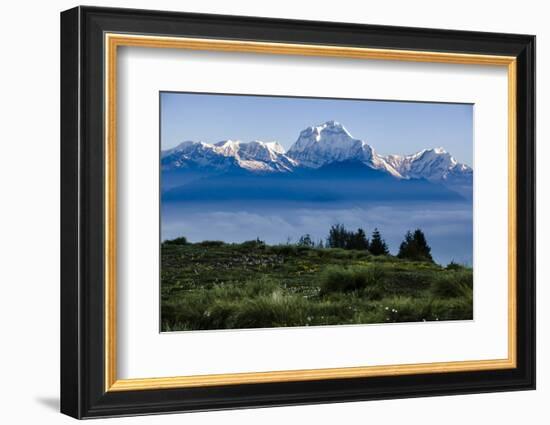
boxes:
[327,224,349,248]
[412,229,433,262]
[346,228,369,250]
[369,228,389,256]
[297,234,314,248]
[398,231,415,259]
[397,228,433,262]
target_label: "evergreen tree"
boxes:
[412,229,433,262]
[357,228,370,250]
[347,228,369,250]
[397,228,433,262]
[398,231,415,259]
[327,224,349,248]
[369,228,389,255]
[297,234,314,248]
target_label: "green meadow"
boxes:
[161,238,473,332]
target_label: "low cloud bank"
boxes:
[162,201,472,265]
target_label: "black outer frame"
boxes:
[60,6,536,419]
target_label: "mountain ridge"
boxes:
[161,120,472,197]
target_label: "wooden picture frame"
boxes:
[61,5,535,419]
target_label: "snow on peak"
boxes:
[160,140,210,159]
[287,121,401,177]
[295,120,352,145]
[161,122,471,185]
[214,139,241,157]
[162,139,297,173]
[383,147,468,182]
[263,141,286,154]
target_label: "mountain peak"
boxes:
[214,139,242,156]
[287,121,403,177]
[322,120,344,129]
[419,147,456,167]
[288,121,359,166]
[214,139,240,146]
[384,147,468,184]
[299,120,352,141]
[417,147,451,159]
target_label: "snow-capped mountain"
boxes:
[214,140,297,172]
[161,140,238,172]
[162,139,297,173]
[383,147,472,197]
[286,121,402,178]
[384,147,472,182]
[161,120,472,197]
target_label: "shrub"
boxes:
[320,265,384,295]
[382,270,433,295]
[348,250,371,261]
[378,295,473,323]
[362,285,384,300]
[379,296,432,322]
[227,293,309,329]
[239,238,266,250]
[446,261,464,271]
[161,291,217,330]
[430,271,473,298]
[161,283,287,331]
[428,297,473,321]
[233,278,280,298]
[297,234,315,248]
[197,240,225,247]
[296,244,313,254]
[268,244,298,256]
[369,254,393,263]
[163,236,188,245]
[326,248,353,259]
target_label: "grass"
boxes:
[161,241,473,331]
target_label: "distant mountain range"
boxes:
[161,121,473,202]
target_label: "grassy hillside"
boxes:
[161,241,472,331]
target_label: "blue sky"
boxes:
[161,92,473,166]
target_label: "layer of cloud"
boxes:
[162,201,472,265]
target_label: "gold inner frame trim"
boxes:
[104,33,518,392]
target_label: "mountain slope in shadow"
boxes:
[162,160,463,203]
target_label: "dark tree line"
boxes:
[326,224,388,255]
[322,224,432,261]
[326,224,368,250]
[165,225,434,263]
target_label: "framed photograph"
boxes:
[60,6,535,419]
